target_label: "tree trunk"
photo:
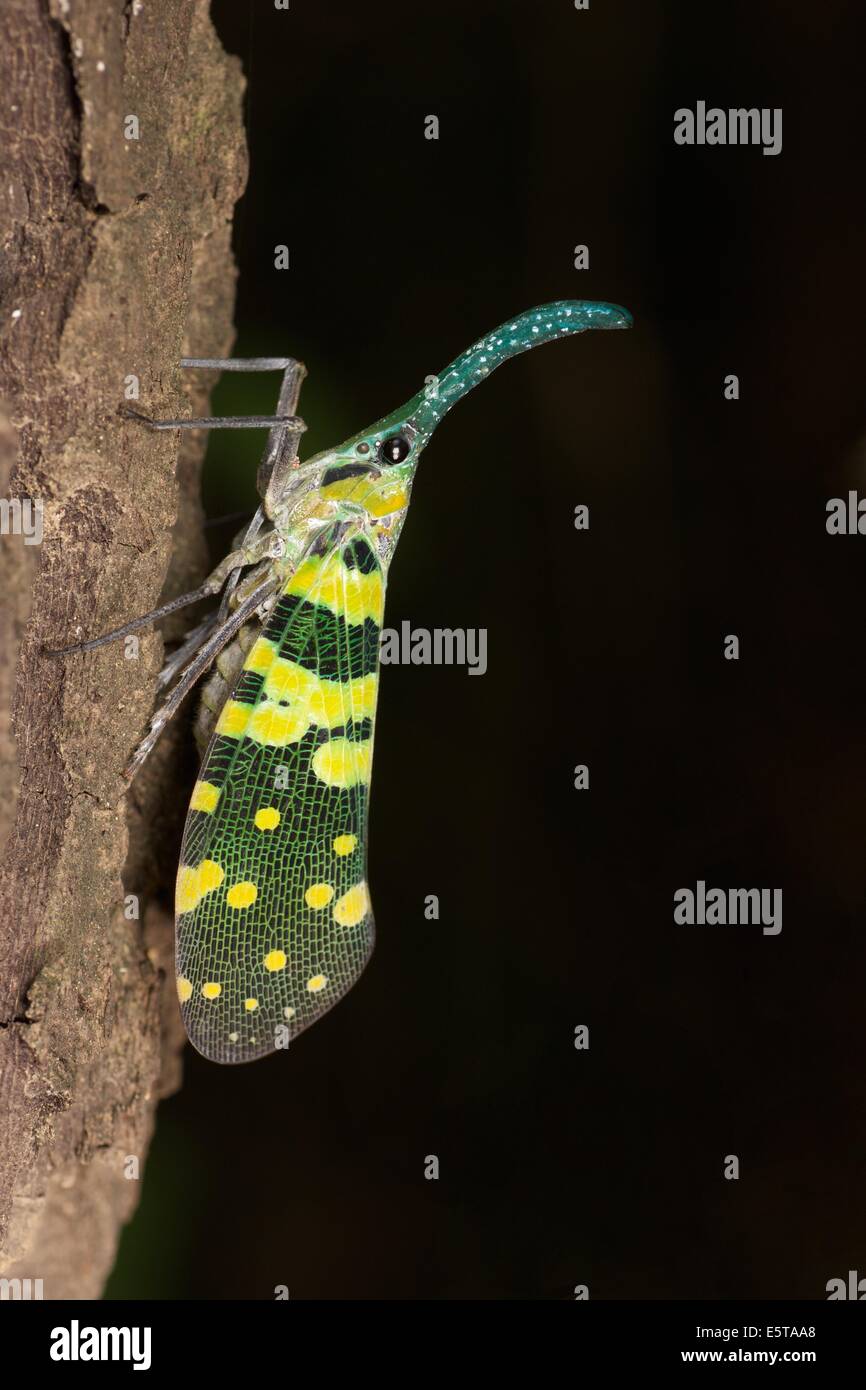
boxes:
[0,0,246,1297]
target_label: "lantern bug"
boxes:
[51,301,632,1063]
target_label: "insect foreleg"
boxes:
[46,581,222,656]
[124,573,281,780]
[176,355,308,621]
[47,530,281,657]
[120,406,305,433]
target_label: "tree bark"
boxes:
[0,0,246,1297]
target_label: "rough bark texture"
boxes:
[0,0,246,1297]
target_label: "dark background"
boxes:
[107,0,866,1299]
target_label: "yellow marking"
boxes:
[176,866,200,914]
[307,974,328,993]
[254,806,281,831]
[333,881,370,928]
[312,738,372,788]
[264,949,287,972]
[176,859,224,914]
[320,473,408,519]
[244,998,259,1012]
[333,833,357,856]
[247,700,310,746]
[201,981,221,1000]
[243,636,278,673]
[265,658,377,730]
[308,673,378,727]
[227,880,257,909]
[365,479,409,518]
[198,860,225,893]
[318,475,371,504]
[283,1006,296,1020]
[264,657,319,704]
[228,1032,239,1043]
[305,882,335,910]
[215,699,252,738]
[191,780,220,814]
[285,554,327,598]
[284,551,383,625]
[176,976,193,1003]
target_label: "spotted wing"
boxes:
[174,531,384,1063]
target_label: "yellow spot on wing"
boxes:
[333,833,357,856]
[176,866,200,914]
[305,882,335,910]
[283,1006,296,1020]
[308,673,378,727]
[307,974,328,993]
[176,976,193,1003]
[176,859,224,913]
[333,881,370,928]
[264,658,319,704]
[264,949,287,972]
[254,806,280,831]
[191,780,220,814]
[285,551,383,625]
[247,700,310,746]
[244,998,259,1012]
[286,554,324,597]
[265,659,378,730]
[202,981,221,1000]
[243,636,278,673]
[227,880,257,909]
[215,699,251,738]
[312,738,372,788]
[198,860,224,893]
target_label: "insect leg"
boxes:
[121,355,308,439]
[221,360,308,620]
[156,611,219,691]
[180,357,301,370]
[176,357,307,486]
[124,356,307,623]
[257,359,307,511]
[46,582,222,656]
[125,574,281,780]
[47,530,280,656]
[157,552,276,691]
[120,406,304,432]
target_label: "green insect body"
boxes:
[170,300,631,1063]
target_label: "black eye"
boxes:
[380,433,410,465]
